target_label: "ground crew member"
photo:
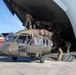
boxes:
[25,14,33,29]
[66,42,71,53]
[57,47,63,61]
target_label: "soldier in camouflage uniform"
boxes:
[57,47,63,61]
[25,14,33,29]
[66,42,71,53]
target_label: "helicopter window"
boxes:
[3,34,13,42]
[29,37,37,45]
[46,39,49,47]
[29,37,42,46]
[17,36,27,43]
[34,37,38,45]
[43,38,46,47]
[10,36,17,42]
[37,37,42,46]
[43,38,49,47]
[27,36,32,43]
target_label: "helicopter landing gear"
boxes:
[39,54,45,63]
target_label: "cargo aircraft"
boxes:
[3,0,76,38]
[0,0,76,62]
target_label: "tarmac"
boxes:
[0,55,76,75]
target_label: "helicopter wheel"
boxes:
[39,54,45,63]
[12,57,17,61]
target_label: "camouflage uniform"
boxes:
[66,42,71,53]
[25,14,33,29]
[57,47,63,61]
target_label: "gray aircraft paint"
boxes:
[53,0,76,38]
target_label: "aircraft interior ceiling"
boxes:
[4,0,70,22]
[3,0,75,41]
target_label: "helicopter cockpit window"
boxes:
[17,36,27,43]
[27,36,32,44]
[9,36,17,42]
[3,34,13,42]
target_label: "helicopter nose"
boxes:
[0,44,10,55]
[0,49,9,55]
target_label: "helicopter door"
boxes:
[27,37,43,53]
[16,36,27,56]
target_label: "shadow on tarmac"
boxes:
[0,52,76,63]
[0,56,35,63]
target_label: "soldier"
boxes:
[25,14,33,29]
[66,42,71,53]
[57,47,63,61]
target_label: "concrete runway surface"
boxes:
[0,56,76,75]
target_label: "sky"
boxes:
[0,0,24,33]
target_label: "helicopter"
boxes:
[0,29,53,63]
[0,33,4,45]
